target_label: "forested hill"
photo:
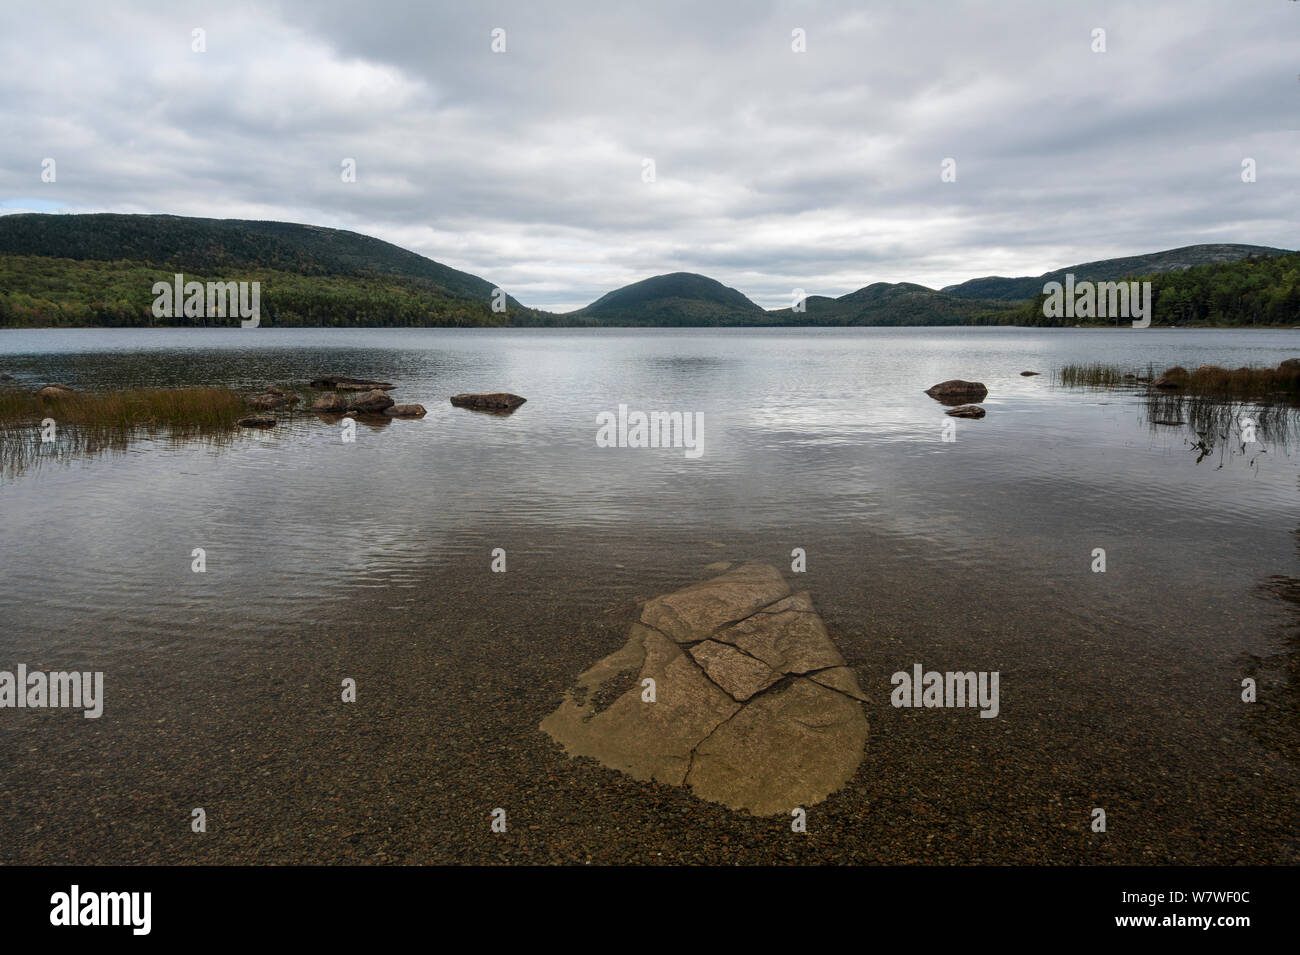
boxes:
[970,250,1300,327]
[0,213,542,327]
[572,272,769,325]
[942,244,1292,301]
[766,281,1018,326]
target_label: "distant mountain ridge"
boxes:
[941,244,1291,301]
[0,213,1293,327]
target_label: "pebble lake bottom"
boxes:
[0,326,1296,863]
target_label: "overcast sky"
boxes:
[1,0,1295,311]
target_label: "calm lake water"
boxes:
[2,326,1298,864]
[3,326,1298,646]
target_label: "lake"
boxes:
[1,326,1297,864]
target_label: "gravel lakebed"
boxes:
[3,527,1297,865]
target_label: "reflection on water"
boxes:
[0,326,1298,657]
[1,421,241,480]
[1139,394,1300,468]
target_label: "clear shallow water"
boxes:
[3,326,1299,865]
[1,326,1298,651]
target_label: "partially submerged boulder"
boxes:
[310,393,348,413]
[1019,371,1040,376]
[384,404,427,417]
[541,561,867,816]
[247,392,294,410]
[309,375,395,391]
[236,414,275,428]
[450,392,526,411]
[945,404,986,418]
[924,379,988,404]
[349,389,395,414]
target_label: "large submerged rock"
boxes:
[541,561,868,816]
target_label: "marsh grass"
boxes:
[1058,361,1300,398]
[0,386,245,431]
[1057,363,1157,389]
[0,386,247,479]
[1056,361,1300,463]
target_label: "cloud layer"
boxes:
[1,0,1295,311]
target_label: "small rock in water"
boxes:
[450,392,527,410]
[236,415,275,428]
[384,404,427,417]
[1020,371,1040,376]
[945,405,986,418]
[924,379,988,404]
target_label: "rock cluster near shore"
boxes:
[541,561,868,816]
[308,375,427,419]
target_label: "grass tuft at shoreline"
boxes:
[1059,361,1300,398]
[0,385,246,432]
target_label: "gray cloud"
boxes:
[0,0,1295,311]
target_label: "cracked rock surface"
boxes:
[540,561,868,816]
